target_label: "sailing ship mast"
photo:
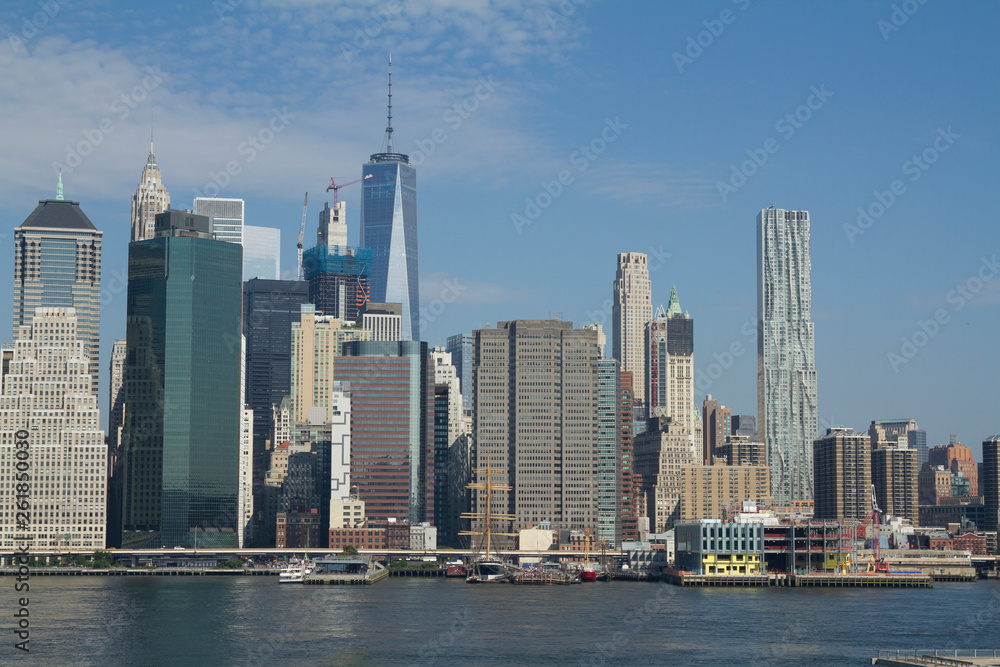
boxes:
[460,454,517,559]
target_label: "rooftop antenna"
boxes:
[56,169,63,200]
[386,53,393,153]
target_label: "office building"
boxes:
[928,441,978,496]
[242,278,310,543]
[119,210,242,549]
[432,347,463,539]
[289,303,372,423]
[14,182,102,395]
[108,339,127,451]
[361,302,402,341]
[239,406,253,547]
[0,307,106,549]
[907,429,929,468]
[702,394,731,465]
[757,207,818,506]
[731,415,757,440]
[674,520,764,575]
[131,141,171,242]
[361,59,419,340]
[633,417,699,532]
[919,466,953,506]
[596,358,621,545]
[242,225,281,280]
[872,446,919,525]
[472,320,600,537]
[982,436,999,531]
[812,428,871,522]
[612,252,652,404]
[193,197,244,245]
[335,340,434,523]
[318,200,348,249]
[619,371,638,542]
[446,334,474,412]
[645,290,697,448]
[303,245,373,322]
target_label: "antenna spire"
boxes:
[386,53,393,153]
[56,169,63,200]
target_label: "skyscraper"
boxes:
[619,371,637,542]
[289,303,372,423]
[613,252,652,404]
[812,428,871,521]
[472,320,600,538]
[0,308,106,549]
[193,197,244,245]
[596,358,621,545]
[982,436,999,532]
[872,446,918,525]
[242,225,281,280]
[645,290,697,448]
[243,278,311,543]
[702,394,731,465]
[304,245,373,322]
[335,340,434,523]
[119,210,243,549]
[446,333,473,412]
[108,338,127,451]
[130,140,170,242]
[361,57,419,340]
[13,179,102,395]
[757,207,818,506]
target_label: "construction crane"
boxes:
[296,192,308,281]
[861,484,889,574]
[326,174,373,205]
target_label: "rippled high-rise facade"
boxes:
[757,207,818,507]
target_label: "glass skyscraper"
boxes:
[119,210,243,548]
[13,185,102,395]
[243,278,310,544]
[242,225,280,280]
[596,358,621,546]
[361,59,419,340]
[446,333,473,411]
[757,207,818,506]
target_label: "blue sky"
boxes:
[1,0,997,457]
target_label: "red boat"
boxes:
[579,569,598,582]
[445,561,467,578]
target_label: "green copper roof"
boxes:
[666,285,682,317]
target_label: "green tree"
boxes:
[341,545,359,556]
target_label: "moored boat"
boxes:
[445,560,467,578]
[278,559,313,584]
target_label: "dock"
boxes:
[0,567,276,576]
[664,570,932,588]
[872,649,1000,665]
[304,556,388,585]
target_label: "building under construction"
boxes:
[303,245,372,322]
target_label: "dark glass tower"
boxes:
[361,56,419,340]
[119,210,243,549]
[243,278,311,545]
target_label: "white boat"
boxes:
[278,560,313,584]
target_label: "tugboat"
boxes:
[461,455,518,583]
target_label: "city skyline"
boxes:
[0,2,998,456]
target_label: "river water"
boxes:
[3,576,999,665]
